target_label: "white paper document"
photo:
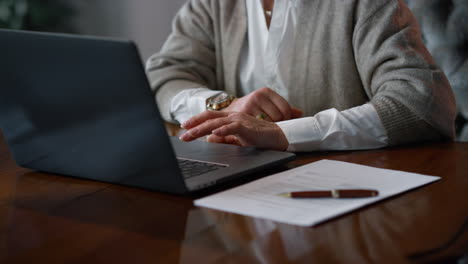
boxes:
[194,159,440,226]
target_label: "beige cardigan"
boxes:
[146,0,456,146]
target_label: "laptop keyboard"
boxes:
[177,158,227,179]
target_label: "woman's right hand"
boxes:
[222,87,303,122]
[180,111,290,151]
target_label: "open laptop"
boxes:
[0,29,295,194]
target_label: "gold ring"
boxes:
[256,112,267,120]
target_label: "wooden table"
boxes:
[0,132,467,263]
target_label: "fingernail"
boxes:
[179,133,188,141]
[181,121,189,129]
[180,133,191,141]
[181,129,198,141]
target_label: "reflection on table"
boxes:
[0,132,467,263]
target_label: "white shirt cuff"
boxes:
[170,88,222,124]
[276,117,322,152]
[276,104,388,152]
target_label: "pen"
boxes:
[278,189,379,198]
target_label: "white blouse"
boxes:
[169,0,388,152]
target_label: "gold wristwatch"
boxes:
[206,92,235,111]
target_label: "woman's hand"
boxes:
[180,111,290,151]
[223,87,303,122]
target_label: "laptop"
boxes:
[0,29,295,194]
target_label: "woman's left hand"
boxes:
[180,111,289,151]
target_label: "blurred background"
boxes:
[0,0,186,60]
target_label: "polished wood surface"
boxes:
[0,131,467,264]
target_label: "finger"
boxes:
[248,88,282,121]
[241,99,265,118]
[224,135,243,146]
[180,116,232,141]
[260,97,283,122]
[181,110,228,129]
[264,89,292,120]
[212,118,288,150]
[212,122,245,137]
[212,122,257,147]
[207,134,243,146]
[291,107,304,118]
[207,134,228,144]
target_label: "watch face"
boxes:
[210,92,229,104]
[207,92,234,111]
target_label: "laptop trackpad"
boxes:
[170,136,258,165]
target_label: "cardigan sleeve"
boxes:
[352,0,456,145]
[146,0,217,123]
